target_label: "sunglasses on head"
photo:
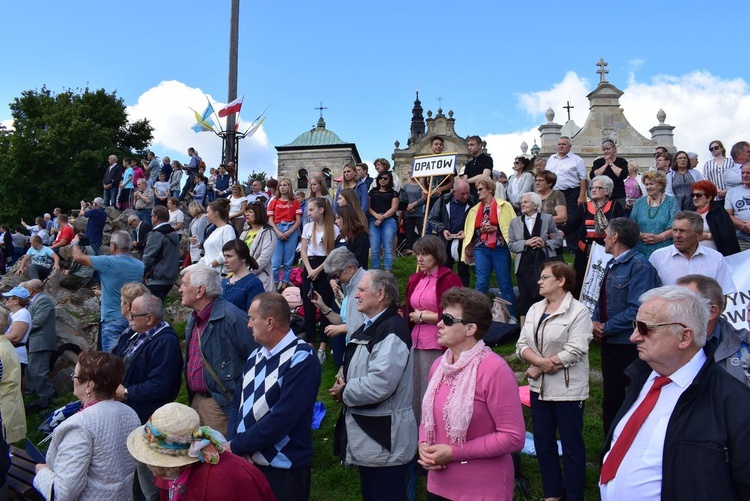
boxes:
[632,320,687,337]
[441,313,466,326]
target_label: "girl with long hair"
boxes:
[301,197,339,364]
[268,177,302,291]
[335,205,369,269]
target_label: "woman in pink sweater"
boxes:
[418,288,525,501]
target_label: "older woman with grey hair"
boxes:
[590,139,629,208]
[310,247,368,367]
[562,175,624,297]
[509,192,563,324]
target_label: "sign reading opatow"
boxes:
[411,153,458,178]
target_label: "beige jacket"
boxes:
[516,292,592,401]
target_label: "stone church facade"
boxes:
[275,116,361,192]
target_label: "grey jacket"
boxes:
[184,297,258,416]
[247,225,276,292]
[340,304,417,467]
[142,223,180,286]
[507,212,563,273]
[28,292,56,353]
[714,318,750,386]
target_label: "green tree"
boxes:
[0,86,153,222]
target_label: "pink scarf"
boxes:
[421,340,491,445]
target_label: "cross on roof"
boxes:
[564,100,575,121]
[596,58,609,83]
[437,95,443,108]
[314,101,328,118]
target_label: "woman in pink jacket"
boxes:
[419,288,525,501]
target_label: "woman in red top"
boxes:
[268,177,302,291]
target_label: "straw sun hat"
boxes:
[127,402,205,468]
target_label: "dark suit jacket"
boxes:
[132,220,152,254]
[28,292,56,353]
[103,163,124,187]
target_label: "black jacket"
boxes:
[706,203,741,256]
[102,163,123,187]
[132,220,152,254]
[113,324,183,424]
[602,347,750,500]
[427,192,477,242]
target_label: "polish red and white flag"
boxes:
[218,96,244,118]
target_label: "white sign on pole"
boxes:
[411,154,458,178]
[579,242,612,316]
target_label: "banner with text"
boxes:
[722,249,750,329]
[411,153,458,178]
[579,242,613,316]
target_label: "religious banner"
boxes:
[579,242,612,316]
[411,153,458,179]
[721,249,750,330]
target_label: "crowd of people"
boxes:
[0,136,749,501]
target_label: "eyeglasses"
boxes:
[691,192,705,199]
[538,274,555,282]
[710,145,722,152]
[129,312,149,320]
[441,313,466,326]
[632,320,688,337]
[591,186,606,191]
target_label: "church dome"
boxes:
[282,116,348,147]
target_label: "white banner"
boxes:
[721,249,750,330]
[411,153,458,178]
[579,242,612,317]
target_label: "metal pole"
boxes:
[225,0,240,175]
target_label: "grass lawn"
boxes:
[24,252,607,501]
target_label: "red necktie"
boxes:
[600,376,672,484]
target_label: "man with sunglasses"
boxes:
[330,270,416,501]
[593,218,661,435]
[648,211,735,293]
[600,285,750,500]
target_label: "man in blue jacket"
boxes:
[114,293,182,500]
[593,218,661,434]
[180,264,258,436]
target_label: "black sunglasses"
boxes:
[632,320,687,337]
[441,313,466,326]
[378,177,389,181]
[710,145,722,151]
[691,192,705,198]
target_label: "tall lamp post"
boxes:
[223,0,240,178]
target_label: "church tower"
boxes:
[408,91,426,147]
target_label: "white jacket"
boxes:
[516,292,592,401]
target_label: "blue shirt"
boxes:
[91,254,145,321]
[84,207,107,247]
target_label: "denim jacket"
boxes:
[593,250,661,344]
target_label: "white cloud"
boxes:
[125,81,277,179]
[1,119,13,131]
[484,70,750,172]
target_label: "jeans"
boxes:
[100,316,129,353]
[530,392,586,501]
[103,186,119,207]
[272,221,299,284]
[474,245,516,316]
[370,217,397,270]
[137,209,152,224]
[359,464,408,501]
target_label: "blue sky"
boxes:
[2,1,750,178]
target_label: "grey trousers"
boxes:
[27,349,54,400]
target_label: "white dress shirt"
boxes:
[545,152,587,191]
[600,350,707,501]
[648,244,736,293]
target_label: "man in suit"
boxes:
[600,285,750,500]
[102,154,123,207]
[128,214,151,258]
[23,279,56,410]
